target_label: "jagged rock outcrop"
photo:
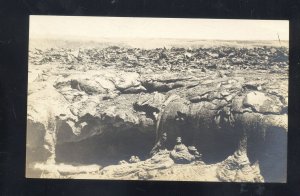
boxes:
[26,45,288,182]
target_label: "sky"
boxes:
[30,16,289,41]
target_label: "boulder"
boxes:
[243,91,283,114]
[170,138,195,164]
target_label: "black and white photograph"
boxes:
[26,16,288,182]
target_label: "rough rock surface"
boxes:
[97,150,174,180]
[216,132,264,182]
[170,140,195,164]
[27,44,288,182]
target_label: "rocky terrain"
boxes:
[26,40,288,182]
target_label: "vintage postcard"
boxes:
[26,16,288,182]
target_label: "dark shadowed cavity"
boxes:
[55,127,156,166]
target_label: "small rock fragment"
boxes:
[129,156,141,163]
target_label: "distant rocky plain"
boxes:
[26,38,288,182]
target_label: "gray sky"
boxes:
[30,16,289,40]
